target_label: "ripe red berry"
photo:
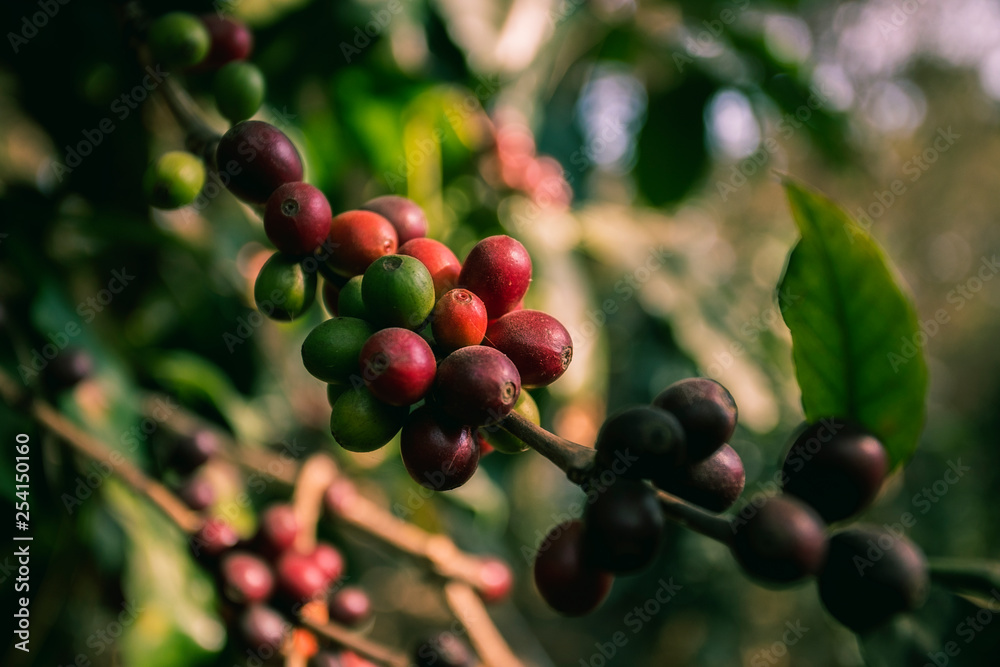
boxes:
[477,558,514,603]
[656,443,745,512]
[190,518,239,559]
[458,235,532,319]
[433,346,521,426]
[257,504,299,555]
[216,121,303,204]
[398,238,461,299]
[264,182,332,255]
[653,378,737,461]
[414,633,474,667]
[312,543,345,583]
[220,551,275,603]
[359,328,436,406]
[179,475,216,511]
[782,419,888,523]
[325,210,398,277]
[276,550,329,602]
[361,195,428,245]
[432,289,487,350]
[400,407,480,491]
[484,309,572,387]
[533,520,613,616]
[583,479,665,573]
[328,586,372,627]
[199,15,253,68]
[731,496,827,586]
[240,605,289,650]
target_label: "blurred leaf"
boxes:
[929,558,1000,599]
[778,177,928,468]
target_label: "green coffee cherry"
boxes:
[327,383,347,407]
[254,252,316,321]
[143,151,206,209]
[148,12,210,67]
[330,386,408,453]
[301,317,374,383]
[483,390,539,454]
[337,276,367,320]
[362,255,435,329]
[214,61,265,124]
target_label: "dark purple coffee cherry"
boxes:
[178,475,216,511]
[264,182,332,256]
[484,309,573,387]
[199,14,253,67]
[582,479,664,573]
[818,525,929,633]
[359,328,436,406]
[433,346,521,426]
[220,551,275,603]
[653,378,737,461]
[731,496,827,586]
[782,419,888,523]
[240,604,289,650]
[594,406,686,481]
[170,429,221,473]
[216,121,303,204]
[413,632,475,667]
[656,443,745,512]
[400,406,480,491]
[190,518,239,559]
[44,347,94,391]
[257,504,299,555]
[459,235,532,319]
[533,520,613,616]
[361,195,428,245]
[328,587,372,627]
[276,550,329,602]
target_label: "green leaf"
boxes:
[778,177,928,468]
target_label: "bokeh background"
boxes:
[2,0,1000,665]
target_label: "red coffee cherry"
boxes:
[582,479,665,573]
[264,182,332,256]
[257,504,299,555]
[458,235,532,319]
[433,346,521,426]
[656,443,745,512]
[190,518,239,559]
[414,633,475,667]
[431,289,487,350]
[220,551,275,603]
[361,195,428,245]
[216,121,303,204]
[731,496,828,586]
[533,520,613,616]
[276,550,329,602]
[653,378,738,461]
[312,543,345,583]
[484,309,572,387]
[476,558,513,603]
[325,210,398,277]
[400,406,480,491]
[328,587,372,627]
[397,238,461,299]
[240,605,289,650]
[359,328,436,406]
[199,15,253,68]
[179,475,216,511]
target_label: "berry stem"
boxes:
[656,489,735,546]
[443,581,524,667]
[301,618,409,667]
[928,558,1000,597]
[498,412,595,480]
[291,454,338,554]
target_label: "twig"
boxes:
[292,455,338,554]
[302,619,410,667]
[444,582,523,667]
[656,489,735,546]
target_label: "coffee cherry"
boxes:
[190,518,239,559]
[362,255,436,329]
[254,252,316,321]
[337,276,367,319]
[312,652,345,667]
[731,496,827,585]
[143,151,205,209]
[240,604,289,650]
[458,235,532,319]
[782,419,888,523]
[583,479,664,573]
[432,289,487,350]
[215,61,265,123]
[326,383,347,407]
[481,390,539,454]
[276,551,329,602]
[326,211,398,277]
[653,378,737,461]
[434,346,521,426]
[179,475,216,511]
[328,587,371,627]
[312,543,345,582]
[199,15,253,67]
[44,347,94,391]
[148,12,210,67]
[533,520,613,616]
[301,317,375,384]
[818,525,929,633]
[330,387,408,453]
[656,444,745,512]
[361,195,428,245]
[264,182,332,256]
[400,406,479,491]
[594,406,685,481]
[359,328,436,406]
[414,632,474,667]
[216,121,303,204]
[170,429,220,473]
[258,504,300,554]
[484,309,572,387]
[221,551,275,603]
[398,238,461,299]
[477,558,514,603]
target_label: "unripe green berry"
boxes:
[143,151,205,209]
[337,275,367,320]
[362,255,435,329]
[253,252,316,321]
[301,317,374,383]
[148,12,211,67]
[481,390,539,454]
[214,61,265,123]
[330,386,408,452]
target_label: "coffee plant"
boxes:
[2,2,1000,667]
